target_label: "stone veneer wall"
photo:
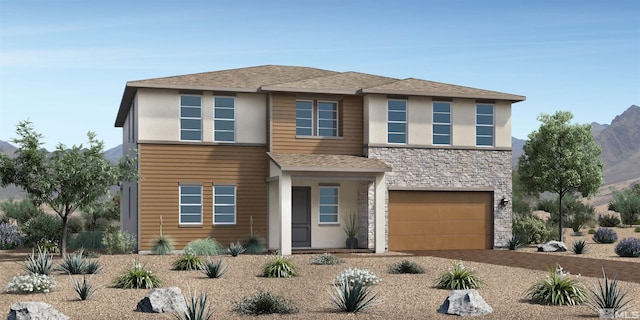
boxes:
[367,147,513,249]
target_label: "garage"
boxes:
[388,191,493,250]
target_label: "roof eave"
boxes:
[279,166,391,173]
[127,81,259,93]
[114,86,136,127]
[360,88,526,102]
[260,86,357,95]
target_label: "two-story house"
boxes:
[114,65,525,255]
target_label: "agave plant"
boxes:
[24,247,53,275]
[227,241,246,257]
[572,240,588,254]
[201,257,227,278]
[72,275,98,301]
[330,278,380,313]
[174,288,213,320]
[587,268,632,316]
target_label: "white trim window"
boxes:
[387,99,407,144]
[214,96,235,142]
[179,185,202,225]
[213,185,236,225]
[433,101,451,145]
[295,100,339,137]
[476,104,494,146]
[319,186,339,224]
[180,95,202,141]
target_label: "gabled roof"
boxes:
[115,65,525,127]
[267,152,391,173]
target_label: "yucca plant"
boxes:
[572,240,588,254]
[173,251,205,271]
[227,241,246,257]
[114,258,162,289]
[526,263,587,305]
[388,260,425,274]
[56,249,103,274]
[72,275,98,300]
[174,288,213,320]
[232,291,299,315]
[309,253,344,265]
[24,247,53,275]
[434,260,483,289]
[508,236,525,250]
[330,278,380,313]
[587,268,632,317]
[243,235,265,254]
[262,255,297,278]
[151,235,174,255]
[202,257,226,278]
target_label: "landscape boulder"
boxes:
[537,240,567,252]
[8,302,69,320]
[438,289,493,316]
[136,286,187,313]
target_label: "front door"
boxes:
[292,187,311,247]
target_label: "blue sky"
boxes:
[1,0,638,150]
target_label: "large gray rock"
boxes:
[537,240,568,252]
[8,302,69,320]
[136,286,187,313]
[438,289,493,316]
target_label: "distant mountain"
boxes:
[104,144,123,164]
[590,122,609,136]
[0,140,17,158]
[511,137,526,168]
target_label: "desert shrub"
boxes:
[598,214,620,228]
[226,241,245,257]
[24,247,53,275]
[309,253,344,265]
[526,264,587,305]
[37,239,59,254]
[67,231,104,251]
[262,255,297,278]
[184,238,223,256]
[608,184,640,226]
[56,249,103,274]
[102,229,136,254]
[614,238,640,257]
[243,235,265,254]
[67,216,83,234]
[202,257,226,278]
[587,268,632,316]
[434,260,483,290]
[151,235,174,255]
[335,268,380,286]
[593,228,618,244]
[508,236,525,250]
[173,251,204,271]
[588,228,596,234]
[21,214,62,247]
[232,291,299,315]
[331,278,380,313]
[513,215,550,244]
[5,273,56,294]
[114,259,162,289]
[81,197,119,231]
[175,288,213,320]
[0,222,24,249]
[635,227,640,233]
[388,260,425,274]
[572,240,588,254]
[72,275,97,300]
[0,198,45,226]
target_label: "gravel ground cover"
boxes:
[0,227,638,319]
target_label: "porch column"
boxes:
[279,172,292,255]
[374,173,386,253]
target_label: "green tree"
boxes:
[608,184,640,226]
[0,197,45,226]
[512,170,533,215]
[517,111,603,242]
[0,121,137,256]
[536,194,595,233]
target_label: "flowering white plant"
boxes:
[5,273,56,294]
[335,268,380,286]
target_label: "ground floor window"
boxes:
[214,185,236,224]
[179,185,202,225]
[319,186,339,223]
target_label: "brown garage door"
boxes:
[388,191,493,250]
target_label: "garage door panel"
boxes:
[388,191,493,251]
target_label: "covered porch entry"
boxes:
[266,153,390,255]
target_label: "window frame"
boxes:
[476,103,494,147]
[316,100,339,137]
[179,95,202,142]
[318,186,339,224]
[432,101,452,145]
[295,99,340,138]
[387,99,407,144]
[213,184,236,225]
[213,96,236,143]
[179,184,203,226]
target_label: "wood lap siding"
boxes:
[271,93,363,155]
[138,144,268,250]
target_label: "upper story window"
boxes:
[387,99,407,144]
[433,101,451,145]
[476,104,494,146]
[319,186,339,224]
[214,96,235,142]
[213,185,236,225]
[296,100,339,137]
[180,95,202,141]
[179,185,202,225]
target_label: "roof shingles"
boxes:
[267,153,391,173]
